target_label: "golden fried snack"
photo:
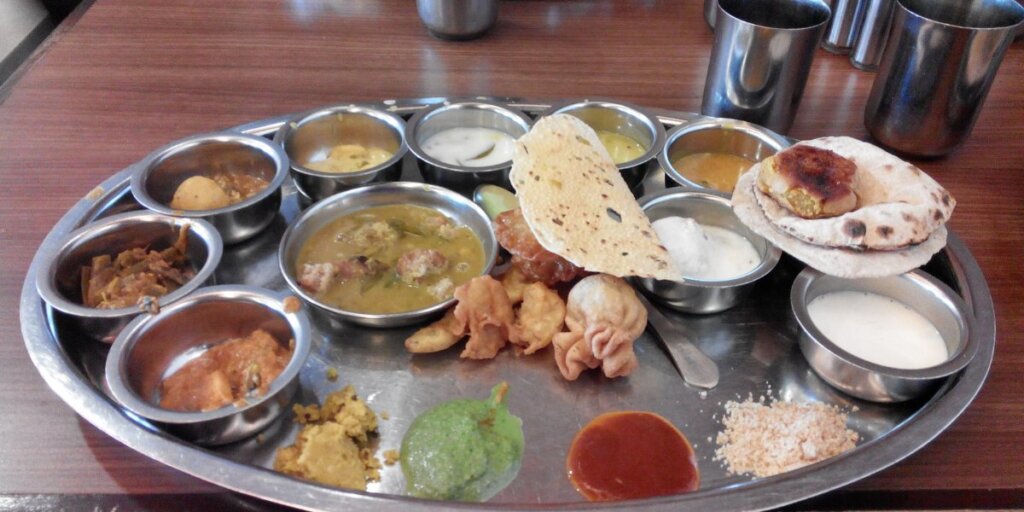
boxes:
[512,282,566,355]
[404,309,463,354]
[757,145,858,219]
[553,274,647,380]
[553,330,599,380]
[499,266,532,304]
[451,276,518,360]
[495,208,585,286]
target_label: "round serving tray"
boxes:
[20,97,995,511]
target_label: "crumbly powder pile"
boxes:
[714,399,859,478]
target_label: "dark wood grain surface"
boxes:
[0,0,1021,509]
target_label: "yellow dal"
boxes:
[305,144,393,174]
[296,204,485,314]
[596,130,647,164]
[672,152,756,193]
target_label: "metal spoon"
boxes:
[637,293,720,389]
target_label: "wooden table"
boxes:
[1,1,1021,509]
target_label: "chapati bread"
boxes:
[509,115,681,281]
[733,169,947,278]
[755,137,954,250]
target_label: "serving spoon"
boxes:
[636,293,720,389]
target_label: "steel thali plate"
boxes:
[20,97,995,511]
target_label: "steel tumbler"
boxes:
[417,0,498,40]
[704,0,717,29]
[701,0,831,135]
[822,0,868,53]
[864,0,1024,157]
[849,0,896,71]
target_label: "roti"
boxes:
[756,136,954,251]
[733,169,947,278]
[509,115,681,281]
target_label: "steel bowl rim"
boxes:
[790,267,977,380]
[277,181,498,325]
[273,104,409,180]
[539,98,668,170]
[638,188,782,287]
[131,131,289,216]
[659,117,791,193]
[34,211,223,319]
[404,99,532,174]
[104,284,313,424]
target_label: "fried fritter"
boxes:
[499,266,532,304]
[512,282,565,355]
[404,309,463,354]
[452,276,518,360]
[757,145,858,219]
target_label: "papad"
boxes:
[510,115,680,281]
[758,136,954,251]
[733,169,946,278]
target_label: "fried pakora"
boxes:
[452,276,518,360]
[553,274,647,380]
[405,309,463,354]
[512,282,566,355]
[499,266,531,304]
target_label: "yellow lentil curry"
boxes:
[295,204,485,314]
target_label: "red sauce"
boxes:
[566,411,699,501]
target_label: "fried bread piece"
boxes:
[757,145,858,219]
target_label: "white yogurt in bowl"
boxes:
[421,127,515,168]
[807,291,948,370]
[652,216,760,281]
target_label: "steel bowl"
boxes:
[105,285,311,445]
[540,100,667,190]
[279,181,498,328]
[791,268,977,402]
[35,211,222,343]
[406,100,532,193]
[635,189,781,313]
[659,118,790,196]
[131,132,288,245]
[273,105,407,203]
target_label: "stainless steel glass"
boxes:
[791,269,976,403]
[416,0,498,40]
[701,0,831,135]
[849,0,897,70]
[822,0,868,53]
[132,132,288,244]
[704,0,717,29]
[864,0,1024,156]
